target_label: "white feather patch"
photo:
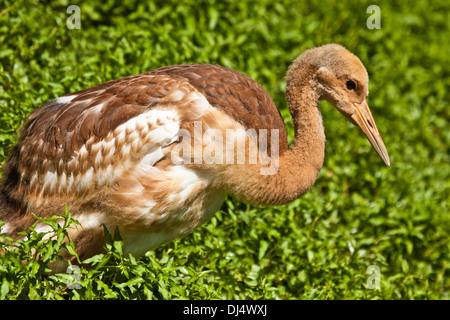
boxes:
[166,166,203,204]
[41,169,58,194]
[74,212,106,230]
[1,222,11,235]
[54,95,77,104]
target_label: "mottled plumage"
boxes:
[0,44,389,271]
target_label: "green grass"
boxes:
[0,0,449,299]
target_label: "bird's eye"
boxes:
[346,80,356,90]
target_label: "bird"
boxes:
[0,44,389,272]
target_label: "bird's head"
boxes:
[292,43,390,166]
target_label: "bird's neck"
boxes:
[222,65,325,205]
[285,64,325,174]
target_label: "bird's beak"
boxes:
[351,99,390,166]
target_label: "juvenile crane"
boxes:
[0,44,389,271]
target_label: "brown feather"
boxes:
[150,64,288,154]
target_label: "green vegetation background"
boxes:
[0,0,448,299]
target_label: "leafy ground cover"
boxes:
[0,0,449,299]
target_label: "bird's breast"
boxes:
[100,165,226,257]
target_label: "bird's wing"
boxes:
[151,64,288,154]
[11,73,213,203]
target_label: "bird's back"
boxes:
[151,64,288,145]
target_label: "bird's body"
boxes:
[0,44,389,271]
[0,64,291,261]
